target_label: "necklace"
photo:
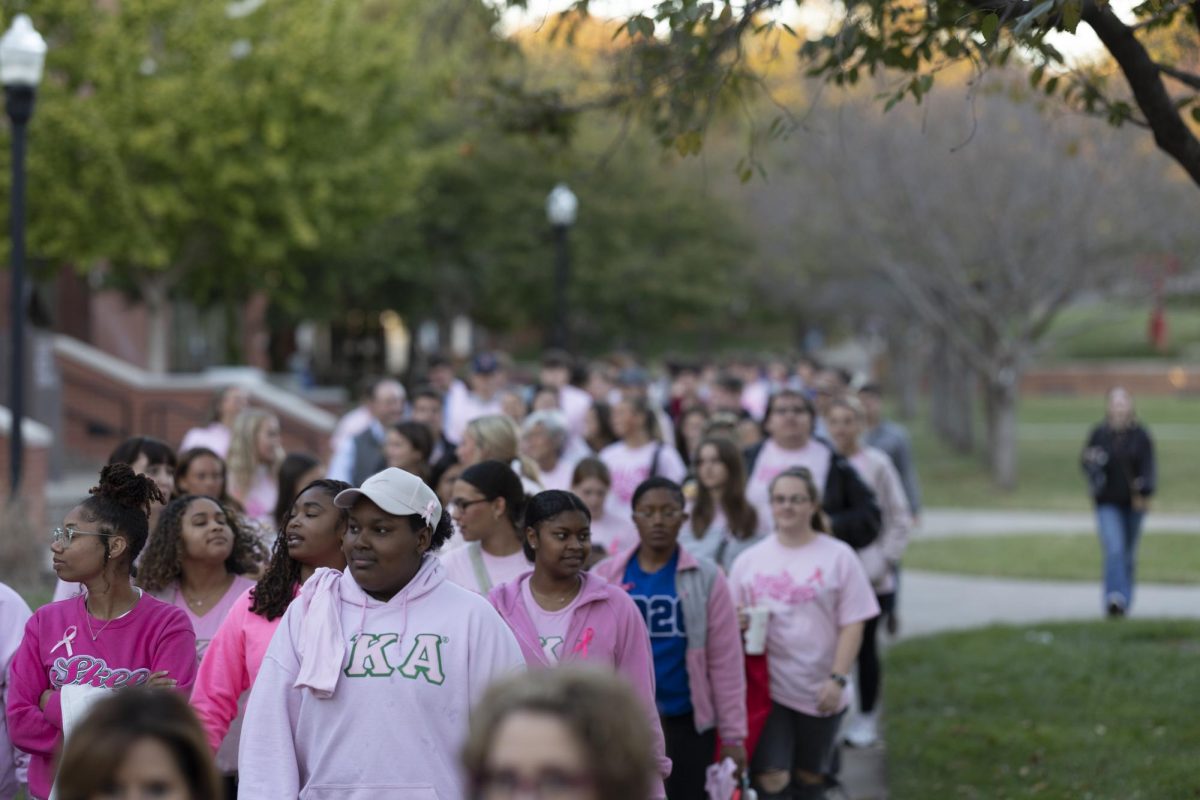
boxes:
[531,576,582,609]
[180,576,231,611]
[84,590,141,642]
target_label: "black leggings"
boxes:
[856,593,894,714]
[661,712,717,799]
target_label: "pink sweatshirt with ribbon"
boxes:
[488,571,672,792]
[5,594,197,799]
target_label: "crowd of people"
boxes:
[0,349,930,800]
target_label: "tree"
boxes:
[501,0,1200,188]
[759,79,1193,486]
[8,0,485,369]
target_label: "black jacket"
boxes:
[1081,422,1156,507]
[745,438,883,550]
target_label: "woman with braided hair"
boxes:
[190,480,350,768]
[6,464,198,800]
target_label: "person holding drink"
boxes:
[729,467,879,800]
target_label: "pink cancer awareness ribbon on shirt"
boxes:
[572,627,595,659]
[51,626,78,658]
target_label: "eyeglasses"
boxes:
[632,508,682,521]
[476,769,594,799]
[450,498,490,513]
[51,526,117,546]
[772,406,810,415]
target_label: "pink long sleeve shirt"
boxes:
[189,585,289,754]
[488,571,672,793]
[5,594,197,799]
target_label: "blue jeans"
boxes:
[1095,504,1145,611]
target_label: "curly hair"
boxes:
[76,463,165,568]
[250,479,350,621]
[136,495,267,593]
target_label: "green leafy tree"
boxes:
[6,0,474,369]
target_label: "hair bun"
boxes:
[91,463,164,519]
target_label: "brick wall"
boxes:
[1021,362,1200,396]
[54,337,337,466]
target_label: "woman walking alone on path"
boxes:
[189,480,349,782]
[680,436,766,572]
[728,468,879,800]
[237,468,525,799]
[487,490,672,794]
[594,477,748,798]
[825,397,912,748]
[7,465,197,800]
[442,461,533,595]
[1081,387,1156,618]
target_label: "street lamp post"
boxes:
[545,182,577,351]
[1,14,46,495]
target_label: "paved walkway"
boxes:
[838,508,1200,800]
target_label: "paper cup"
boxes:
[744,606,770,655]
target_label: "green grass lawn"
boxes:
[907,394,1200,513]
[1043,299,1200,361]
[905,533,1200,583]
[888,620,1200,799]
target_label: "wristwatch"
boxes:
[829,673,848,688]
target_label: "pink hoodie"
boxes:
[488,572,672,791]
[594,545,748,744]
[6,593,197,800]
[237,558,525,800]
[190,585,293,753]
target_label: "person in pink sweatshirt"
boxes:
[236,468,525,800]
[6,464,198,800]
[594,476,748,798]
[0,581,32,800]
[189,479,350,778]
[487,489,672,793]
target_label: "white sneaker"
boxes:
[842,712,880,748]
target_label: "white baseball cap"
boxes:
[334,468,442,528]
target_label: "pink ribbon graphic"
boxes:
[573,627,595,659]
[51,626,77,658]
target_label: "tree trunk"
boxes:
[982,373,1019,490]
[946,350,975,454]
[144,275,170,374]
[890,320,921,421]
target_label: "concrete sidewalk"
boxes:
[919,508,1200,538]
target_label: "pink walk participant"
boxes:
[6,465,197,800]
[237,468,524,800]
[488,489,672,795]
[190,480,349,755]
[0,582,31,799]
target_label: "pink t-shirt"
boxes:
[745,439,832,530]
[600,441,688,515]
[439,543,532,595]
[538,455,581,492]
[519,576,581,665]
[588,510,638,555]
[728,534,879,716]
[156,575,257,662]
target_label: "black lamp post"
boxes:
[2,14,46,495]
[545,182,577,351]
